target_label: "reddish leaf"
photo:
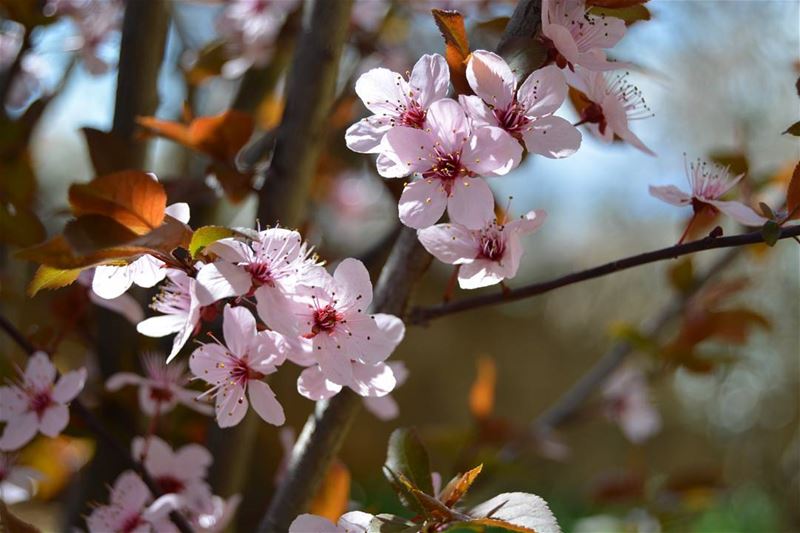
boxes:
[81,128,134,175]
[28,266,83,297]
[787,161,800,220]
[438,464,483,508]
[432,9,471,95]
[469,356,496,420]
[68,171,167,234]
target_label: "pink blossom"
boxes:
[289,511,374,533]
[649,159,767,227]
[462,51,581,158]
[289,259,405,397]
[602,366,661,444]
[0,352,86,451]
[196,228,323,336]
[106,353,213,417]
[0,454,41,504]
[86,470,175,533]
[189,304,286,428]
[137,269,222,363]
[45,0,123,75]
[541,0,627,72]
[92,203,190,300]
[567,68,654,155]
[380,98,522,229]
[345,54,449,156]
[215,0,300,78]
[363,361,408,421]
[417,210,547,289]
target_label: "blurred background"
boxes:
[0,0,798,531]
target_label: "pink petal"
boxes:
[174,443,213,477]
[91,265,133,299]
[417,223,478,264]
[138,385,170,417]
[398,178,448,229]
[458,94,497,128]
[196,262,251,304]
[222,304,257,357]
[0,412,38,451]
[164,202,190,224]
[174,388,215,416]
[463,126,522,176]
[426,98,470,154]
[39,404,68,437]
[388,361,409,386]
[381,126,436,178]
[111,470,151,510]
[255,285,300,336]
[447,177,495,230]
[584,13,626,49]
[215,382,248,428]
[339,511,374,531]
[708,200,768,226]
[363,394,399,421]
[206,238,253,263]
[350,361,396,398]
[190,344,232,385]
[601,94,655,156]
[52,368,87,403]
[466,50,516,110]
[250,330,286,370]
[506,209,547,236]
[648,185,691,207]
[375,152,408,178]
[288,514,339,533]
[247,380,285,426]
[354,67,408,116]
[373,314,406,351]
[340,314,399,365]
[517,65,567,117]
[458,260,506,289]
[410,53,450,107]
[136,315,184,338]
[575,48,624,72]
[545,23,580,67]
[24,352,56,390]
[166,318,197,363]
[297,365,342,401]
[345,117,391,154]
[129,255,167,288]
[333,258,373,312]
[0,386,29,421]
[522,115,581,159]
[315,336,356,387]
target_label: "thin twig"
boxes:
[0,313,195,533]
[408,225,800,325]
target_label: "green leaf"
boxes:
[385,428,434,496]
[189,225,235,257]
[782,120,800,136]
[28,265,83,297]
[761,220,781,247]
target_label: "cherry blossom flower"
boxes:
[380,98,522,229]
[289,259,406,397]
[567,68,654,155]
[0,352,86,451]
[363,361,408,420]
[78,270,144,325]
[417,210,547,289]
[189,304,286,428]
[649,158,767,232]
[92,203,190,300]
[0,454,41,504]
[345,53,449,156]
[132,436,213,513]
[45,0,123,75]
[289,511,374,533]
[106,353,213,417]
[86,470,175,533]
[215,0,300,78]
[601,366,661,444]
[137,269,221,363]
[196,228,323,335]
[541,0,627,72]
[461,51,581,158]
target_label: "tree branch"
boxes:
[0,313,194,533]
[408,225,800,325]
[255,0,354,227]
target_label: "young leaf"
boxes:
[467,492,561,533]
[782,120,800,136]
[438,464,483,508]
[469,357,495,420]
[309,459,350,522]
[68,171,166,234]
[28,266,83,297]
[432,9,471,95]
[189,226,235,258]
[385,428,435,496]
[786,161,800,220]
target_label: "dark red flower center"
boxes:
[156,475,185,495]
[478,233,505,261]
[541,37,573,71]
[399,102,427,129]
[229,357,264,385]
[579,102,607,135]
[494,102,531,141]
[245,262,275,287]
[423,151,467,195]
[29,390,53,417]
[309,304,343,336]
[121,514,145,533]
[149,386,174,403]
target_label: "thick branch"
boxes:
[409,225,800,325]
[255,0,353,227]
[0,313,194,533]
